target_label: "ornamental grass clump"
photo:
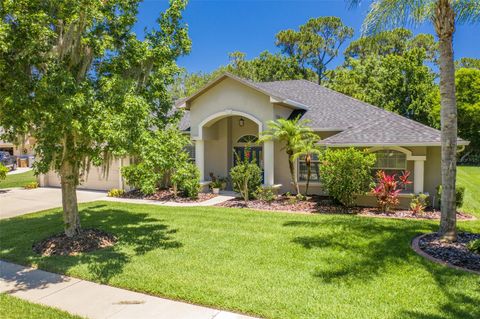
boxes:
[372,170,412,213]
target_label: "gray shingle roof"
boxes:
[178,75,468,146]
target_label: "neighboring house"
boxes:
[0,127,36,161]
[39,73,469,207]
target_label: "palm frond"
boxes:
[361,0,432,35]
[454,0,480,24]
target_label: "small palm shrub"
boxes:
[254,186,276,202]
[320,148,376,208]
[230,156,262,202]
[171,162,200,199]
[467,239,480,254]
[410,193,429,214]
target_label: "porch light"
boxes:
[239,118,245,127]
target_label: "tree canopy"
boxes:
[0,0,191,236]
[276,17,353,84]
[328,30,438,126]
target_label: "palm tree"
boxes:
[292,138,322,196]
[259,117,315,195]
[348,0,479,241]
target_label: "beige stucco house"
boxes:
[40,73,468,207]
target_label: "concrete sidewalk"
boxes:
[103,194,235,207]
[0,261,257,319]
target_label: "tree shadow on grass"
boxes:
[0,203,182,284]
[285,217,480,319]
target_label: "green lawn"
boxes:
[457,166,480,217]
[0,294,82,319]
[0,202,479,319]
[0,170,36,189]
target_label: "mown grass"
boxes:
[0,201,479,319]
[0,170,36,189]
[457,166,480,218]
[0,294,83,319]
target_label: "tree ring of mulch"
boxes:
[412,233,480,274]
[33,229,117,256]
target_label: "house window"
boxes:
[237,135,258,144]
[298,154,321,183]
[373,150,407,171]
[185,144,195,162]
[372,150,412,191]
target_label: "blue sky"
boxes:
[134,0,480,73]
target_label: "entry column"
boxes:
[263,140,274,186]
[195,139,205,181]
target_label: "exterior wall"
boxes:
[424,146,442,195]
[189,78,275,138]
[40,158,125,191]
[274,144,441,209]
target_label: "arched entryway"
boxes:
[194,110,274,186]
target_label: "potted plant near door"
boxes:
[210,179,223,194]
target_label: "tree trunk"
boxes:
[306,163,311,196]
[288,155,300,195]
[434,0,457,242]
[60,161,81,237]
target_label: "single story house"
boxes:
[39,73,468,207]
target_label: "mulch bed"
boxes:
[217,196,352,214]
[417,232,480,272]
[33,229,117,256]
[122,189,217,203]
[217,196,475,220]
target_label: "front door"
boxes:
[233,147,264,182]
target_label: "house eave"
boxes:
[319,141,470,147]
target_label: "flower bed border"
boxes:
[411,233,480,275]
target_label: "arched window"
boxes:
[237,135,258,144]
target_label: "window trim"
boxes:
[372,150,408,170]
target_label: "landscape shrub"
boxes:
[23,181,39,189]
[435,185,466,209]
[171,162,200,199]
[230,156,262,202]
[467,239,480,254]
[122,163,158,195]
[0,164,7,181]
[254,186,276,202]
[320,148,376,207]
[410,193,429,214]
[372,170,412,212]
[107,188,125,197]
[121,128,191,195]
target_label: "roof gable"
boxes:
[176,73,307,110]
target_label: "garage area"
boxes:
[40,159,125,191]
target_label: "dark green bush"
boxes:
[171,162,200,199]
[435,185,466,209]
[319,148,376,207]
[230,157,262,202]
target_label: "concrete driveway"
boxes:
[0,187,107,219]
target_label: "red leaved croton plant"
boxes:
[371,170,412,213]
